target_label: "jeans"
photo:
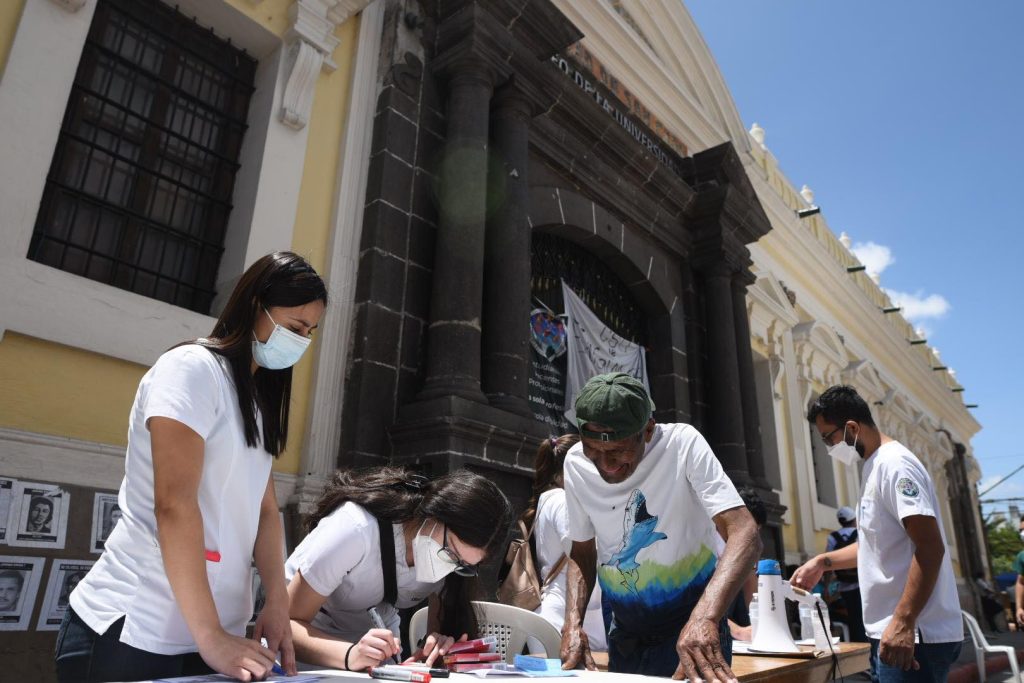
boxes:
[869,638,962,683]
[55,607,213,682]
[608,618,732,677]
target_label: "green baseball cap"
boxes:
[574,372,655,441]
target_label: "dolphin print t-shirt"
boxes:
[564,423,743,634]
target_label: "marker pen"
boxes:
[396,663,450,678]
[369,666,431,682]
[367,606,401,664]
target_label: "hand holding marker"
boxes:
[367,606,402,665]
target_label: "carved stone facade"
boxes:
[339,0,782,541]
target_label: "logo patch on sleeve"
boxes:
[896,477,920,498]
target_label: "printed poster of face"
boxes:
[38,559,95,631]
[0,555,45,630]
[90,493,122,554]
[0,477,14,543]
[4,481,69,549]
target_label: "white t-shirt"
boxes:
[533,488,606,651]
[285,502,444,644]
[564,423,743,634]
[857,441,962,643]
[71,344,273,655]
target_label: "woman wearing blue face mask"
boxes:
[57,251,327,683]
[285,467,514,671]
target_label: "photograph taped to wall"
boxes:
[0,477,14,543]
[0,555,45,631]
[90,492,121,554]
[4,481,70,549]
[38,559,95,631]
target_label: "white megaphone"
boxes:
[750,559,832,653]
[750,559,800,653]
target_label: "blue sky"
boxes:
[686,1,1024,519]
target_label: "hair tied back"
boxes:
[403,474,429,492]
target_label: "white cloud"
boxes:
[884,289,951,321]
[851,241,895,276]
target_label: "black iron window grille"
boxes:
[27,0,256,314]
[530,232,646,344]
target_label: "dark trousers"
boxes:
[55,607,213,683]
[840,587,868,642]
[608,617,733,677]
[869,638,962,683]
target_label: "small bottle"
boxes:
[799,604,814,641]
[749,594,759,641]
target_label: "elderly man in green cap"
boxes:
[559,372,761,681]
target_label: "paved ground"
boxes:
[953,625,1024,683]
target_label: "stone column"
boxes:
[419,63,493,402]
[702,263,753,487]
[482,85,532,415]
[733,273,773,491]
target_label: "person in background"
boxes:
[524,435,607,651]
[1015,516,1024,629]
[57,251,327,682]
[791,385,962,683]
[828,506,867,642]
[974,572,1004,632]
[285,467,514,671]
[560,372,761,681]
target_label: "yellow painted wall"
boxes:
[276,15,360,474]
[0,333,143,446]
[224,0,294,37]
[0,1,364,478]
[0,0,25,78]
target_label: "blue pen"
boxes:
[367,606,401,664]
[261,637,286,676]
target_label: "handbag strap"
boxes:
[376,515,398,607]
[542,553,569,587]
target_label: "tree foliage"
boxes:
[985,518,1023,575]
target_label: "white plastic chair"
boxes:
[831,620,851,642]
[962,610,1021,683]
[409,600,562,663]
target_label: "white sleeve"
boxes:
[287,508,367,598]
[684,428,744,519]
[564,480,595,543]
[878,456,937,522]
[142,347,221,440]
[546,491,573,554]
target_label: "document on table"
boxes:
[154,675,323,683]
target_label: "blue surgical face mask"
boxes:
[251,308,311,370]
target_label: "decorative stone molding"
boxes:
[291,0,384,513]
[48,0,88,11]
[279,0,373,129]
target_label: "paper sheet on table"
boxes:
[155,675,322,682]
[463,668,578,678]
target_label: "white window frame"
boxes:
[0,0,314,367]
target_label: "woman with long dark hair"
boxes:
[525,435,607,651]
[57,252,327,682]
[285,466,514,671]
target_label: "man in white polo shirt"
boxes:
[792,386,962,683]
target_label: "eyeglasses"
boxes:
[438,525,479,577]
[821,423,845,446]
